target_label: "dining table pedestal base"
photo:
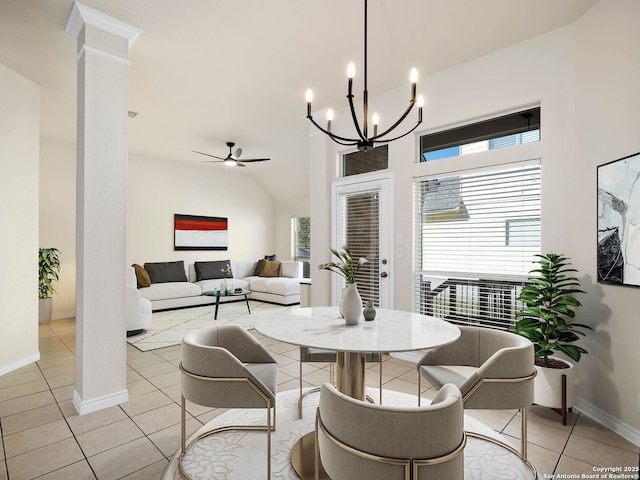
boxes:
[336,351,366,400]
[291,432,329,480]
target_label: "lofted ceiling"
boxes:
[0,0,599,201]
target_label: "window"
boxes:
[414,161,541,329]
[420,107,540,162]
[291,217,310,278]
[343,145,388,176]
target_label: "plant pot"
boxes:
[39,297,52,325]
[534,357,575,409]
[341,283,362,325]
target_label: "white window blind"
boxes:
[413,160,541,329]
[337,190,380,305]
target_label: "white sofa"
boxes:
[128,260,303,311]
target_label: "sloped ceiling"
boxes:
[0,0,599,200]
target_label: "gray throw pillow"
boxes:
[194,260,232,282]
[144,261,187,284]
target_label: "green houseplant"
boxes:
[512,253,591,367]
[511,253,592,419]
[39,248,60,324]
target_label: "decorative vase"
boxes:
[341,283,363,325]
[220,278,227,295]
[363,301,376,321]
[38,297,52,325]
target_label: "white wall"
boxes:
[572,0,640,441]
[127,154,276,267]
[310,0,640,441]
[0,63,40,374]
[40,137,76,318]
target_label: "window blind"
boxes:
[337,190,380,305]
[413,160,541,329]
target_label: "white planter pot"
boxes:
[39,297,52,325]
[534,357,575,409]
[341,283,362,326]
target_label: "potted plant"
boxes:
[39,247,60,325]
[511,253,592,421]
[318,246,368,325]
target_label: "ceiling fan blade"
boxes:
[193,150,226,160]
[202,160,225,163]
[232,147,242,159]
[235,162,246,167]
[238,158,270,163]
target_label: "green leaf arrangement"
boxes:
[39,248,61,300]
[511,253,592,367]
[318,246,368,284]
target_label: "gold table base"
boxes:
[291,432,329,480]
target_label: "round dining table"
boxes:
[254,306,461,400]
[254,306,461,480]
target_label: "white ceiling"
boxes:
[0,0,599,201]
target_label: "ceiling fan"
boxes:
[193,142,270,167]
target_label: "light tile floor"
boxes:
[0,317,638,479]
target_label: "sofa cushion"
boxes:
[252,254,277,276]
[249,277,300,296]
[144,261,188,284]
[132,264,151,288]
[194,260,232,282]
[260,260,281,277]
[139,282,201,301]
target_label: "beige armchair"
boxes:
[179,325,278,479]
[316,382,466,480]
[299,347,383,417]
[417,325,535,468]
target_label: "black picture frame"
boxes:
[597,151,640,287]
[174,214,228,251]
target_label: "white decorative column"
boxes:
[65,3,141,414]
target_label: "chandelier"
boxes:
[305,0,424,152]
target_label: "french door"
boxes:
[332,175,392,308]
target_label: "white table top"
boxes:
[254,307,460,353]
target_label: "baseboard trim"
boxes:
[72,389,129,415]
[52,311,75,320]
[574,397,640,447]
[0,352,40,376]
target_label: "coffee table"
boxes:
[202,289,251,319]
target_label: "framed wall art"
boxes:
[174,214,228,251]
[597,152,640,286]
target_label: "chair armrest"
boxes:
[182,343,252,378]
[474,344,535,380]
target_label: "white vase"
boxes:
[534,357,575,409]
[38,297,52,325]
[220,278,227,294]
[341,283,363,325]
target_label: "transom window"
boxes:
[420,107,540,162]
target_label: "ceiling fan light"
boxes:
[224,159,237,166]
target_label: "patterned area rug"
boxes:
[127,301,297,351]
[163,388,537,480]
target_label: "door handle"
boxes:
[380,272,388,278]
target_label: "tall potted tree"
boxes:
[39,248,60,325]
[511,253,592,422]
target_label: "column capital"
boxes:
[65,2,141,48]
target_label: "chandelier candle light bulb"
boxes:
[304,0,423,152]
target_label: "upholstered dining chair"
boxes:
[298,347,383,418]
[179,325,278,480]
[416,325,536,470]
[316,382,466,480]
